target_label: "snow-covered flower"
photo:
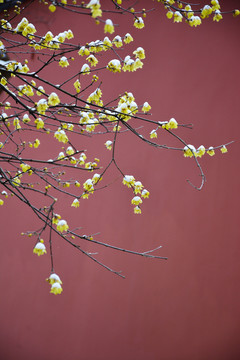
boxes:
[122,175,135,188]
[134,206,141,214]
[207,146,215,156]
[134,181,144,194]
[142,102,151,113]
[104,19,114,34]
[220,145,228,154]
[141,189,150,199]
[131,196,142,206]
[54,128,68,143]
[50,282,63,295]
[134,17,144,29]
[57,219,69,232]
[105,140,112,150]
[71,198,80,208]
[33,240,47,256]
[48,92,60,106]
[59,56,69,67]
[107,59,121,73]
[183,144,196,157]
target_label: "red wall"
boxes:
[1,1,240,359]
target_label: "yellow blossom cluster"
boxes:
[183,144,228,158]
[150,118,178,139]
[31,28,73,51]
[163,0,238,26]
[54,128,69,143]
[112,92,139,121]
[79,110,99,133]
[15,17,36,38]
[46,273,63,295]
[122,175,150,215]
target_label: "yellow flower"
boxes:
[86,0,102,18]
[213,10,222,22]
[46,273,63,295]
[33,240,47,256]
[58,151,65,160]
[201,5,212,18]
[83,179,94,191]
[0,77,7,86]
[107,59,121,73]
[131,196,142,206]
[48,92,60,106]
[134,206,141,214]
[49,4,56,12]
[124,33,133,44]
[34,117,44,129]
[15,17,29,32]
[36,86,45,96]
[78,46,90,56]
[134,181,143,194]
[66,146,74,155]
[123,175,135,188]
[71,198,80,208]
[46,273,62,285]
[113,35,123,48]
[166,11,174,19]
[81,63,90,75]
[167,118,178,129]
[133,47,145,60]
[65,29,74,39]
[92,173,102,184]
[174,11,183,23]
[183,144,196,157]
[22,114,31,123]
[141,189,150,199]
[103,36,112,49]
[150,129,157,139]
[82,192,89,199]
[134,17,145,29]
[211,0,220,11]
[20,163,31,172]
[13,117,21,130]
[220,145,228,154]
[50,282,63,295]
[12,175,21,186]
[0,199,4,205]
[233,9,240,17]
[86,54,98,67]
[36,99,48,114]
[54,128,69,143]
[189,16,202,27]
[196,145,205,158]
[104,19,114,34]
[142,101,151,113]
[57,219,69,232]
[22,23,36,37]
[44,31,54,42]
[33,139,40,148]
[134,58,143,71]
[105,140,112,150]
[52,213,61,225]
[207,147,215,156]
[59,56,69,67]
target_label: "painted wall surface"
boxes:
[0,1,240,359]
